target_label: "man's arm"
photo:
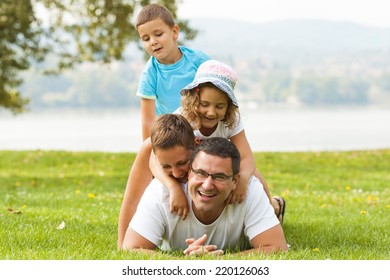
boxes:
[242,224,288,255]
[241,177,288,255]
[122,227,157,251]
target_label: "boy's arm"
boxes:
[141,98,156,141]
[117,138,153,249]
[149,152,189,219]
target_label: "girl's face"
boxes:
[197,86,229,131]
[137,18,179,64]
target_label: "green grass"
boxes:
[1,149,389,260]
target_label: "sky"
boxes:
[178,0,390,28]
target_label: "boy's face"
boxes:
[137,18,179,64]
[155,145,193,184]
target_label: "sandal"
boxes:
[273,196,286,225]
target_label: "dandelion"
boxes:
[88,193,95,199]
[360,210,367,215]
[312,248,320,252]
[320,204,327,208]
[345,185,351,191]
[75,189,81,195]
[386,205,390,209]
[21,205,27,209]
[367,195,378,203]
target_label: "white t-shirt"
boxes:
[130,176,279,252]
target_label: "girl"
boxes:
[154,60,284,222]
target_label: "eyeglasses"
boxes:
[190,166,235,183]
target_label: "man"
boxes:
[122,128,287,255]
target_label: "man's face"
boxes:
[188,151,238,223]
[155,145,193,183]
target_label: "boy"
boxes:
[135,3,210,140]
[117,113,196,248]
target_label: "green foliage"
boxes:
[0,0,42,113]
[0,0,195,113]
[1,149,389,259]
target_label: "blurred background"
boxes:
[1,0,389,152]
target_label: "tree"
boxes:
[0,0,196,113]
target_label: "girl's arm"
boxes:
[117,138,153,249]
[140,98,156,141]
[230,130,272,204]
[229,129,256,203]
[149,152,189,220]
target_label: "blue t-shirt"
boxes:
[136,46,210,115]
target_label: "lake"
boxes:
[1,107,389,152]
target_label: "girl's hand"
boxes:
[227,179,247,204]
[170,187,189,220]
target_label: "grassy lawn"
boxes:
[0,149,389,260]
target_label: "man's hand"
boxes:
[183,234,224,256]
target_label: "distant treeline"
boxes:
[21,57,390,109]
[20,19,390,109]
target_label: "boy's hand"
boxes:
[170,187,189,220]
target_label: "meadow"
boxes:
[0,149,389,260]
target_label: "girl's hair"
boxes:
[151,114,195,152]
[181,82,240,130]
[136,4,175,30]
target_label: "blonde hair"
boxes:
[151,114,195,152]
[181,83,239,130]
[136,3,175,30]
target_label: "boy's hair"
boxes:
[181,83,239,130]
[151,114,195,152]
[136,3,175,30]
[190,137,241,175]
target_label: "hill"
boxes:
[188,18,390,54]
